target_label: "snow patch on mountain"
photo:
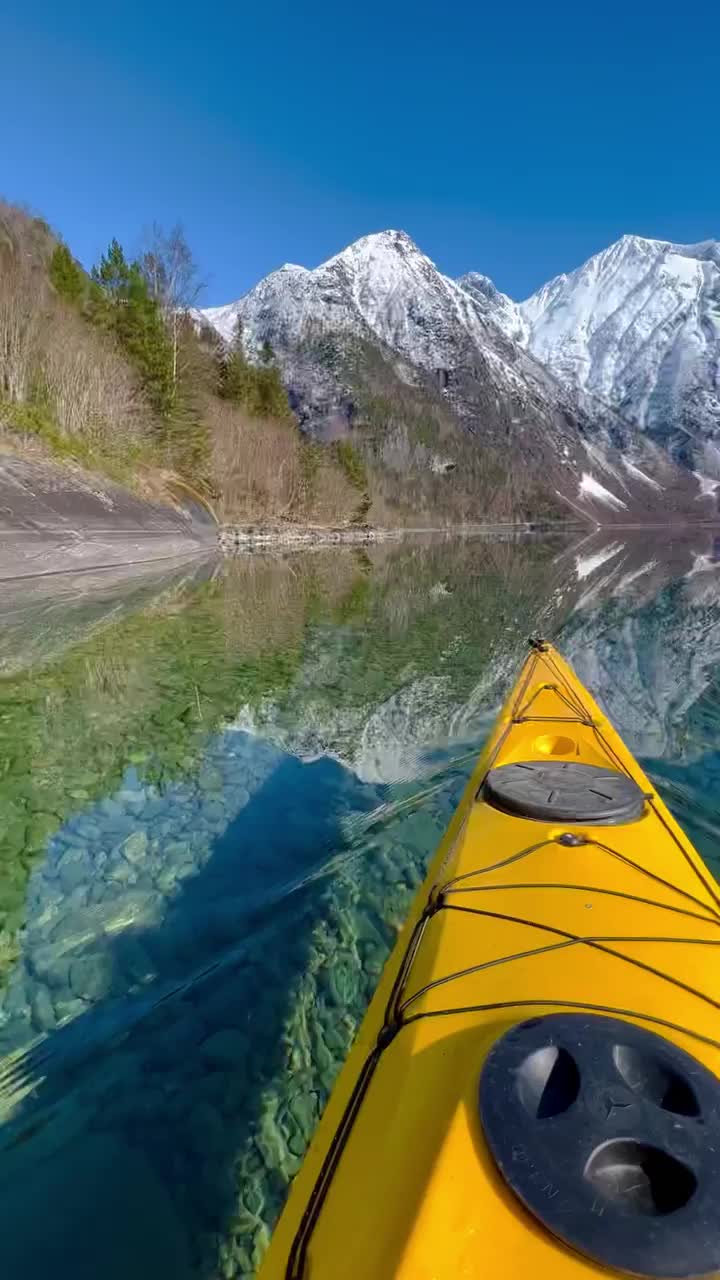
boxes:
[693,472,719,498]
[622,458,663,491]
[579,473,628,511]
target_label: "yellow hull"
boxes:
[259,643,720,1279]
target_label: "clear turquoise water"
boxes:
[0,532,719,1277]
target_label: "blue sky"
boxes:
[3,0,717,304]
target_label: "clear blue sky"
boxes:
[3,0,718,304]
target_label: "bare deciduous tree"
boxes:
[0,241,44,403]
[140,224,205,395]
[40,309,146,446]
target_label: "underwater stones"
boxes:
[52,994,87,1024]
[99,797,124,821]
[155,866,179,894]
[164,839,193,862]
[69,952,114,1002]
[318,1017,349,1056]
[142,796,166,822]
[230,1239,254,1274]
[198,766,223,793]
[117,789,146,816]
[286,1089,318,1145]
[228,785,250,810]
[115,935,154,985]
[241,1181,265,1218]
[31,985,56,1032]
[200,1028,247,1069]
[363,945,386,978]
[57,845,90,893]
[2,977,29,1020]
[0,1019,30,1055]
[119,830,148,865]
[254,1111,290,1174]
[323,958,357,1008]
[29,944,71,989]
[187,1100,226,1155]
[71,815,102,840]
[170,861,199,889]
[104,812,137,840]
[249,1222,272,1273]
[106,857,136,886]
[99,888,162,933]
[241,1142,264,1176]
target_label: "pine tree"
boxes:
[218,316,249,401]
[249,365,292,418]
[217,317,291,418]
[49,244,85,304]
[89,239,174,416]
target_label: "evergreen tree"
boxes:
[217,317,291,418]
[217,316,247,402]
[49,243,85,304]
[89,239,174,416]
[249,365,292,418]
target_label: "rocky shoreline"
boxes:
[217,520,572,553]
[218,524,406,551]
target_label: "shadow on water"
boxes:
[0,738,404,1279]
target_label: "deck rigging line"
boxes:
[285,645,720,1278]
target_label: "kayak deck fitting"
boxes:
[259,641,720,1280]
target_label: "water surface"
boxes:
[0,531,719,1277]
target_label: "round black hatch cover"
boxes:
[479,1013,720,1277]
[483,761,645,824]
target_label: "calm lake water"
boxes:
[1,531,720,1278]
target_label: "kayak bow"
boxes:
[259,641,720,1280]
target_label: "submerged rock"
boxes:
[200,1028,247,1069]
[119,831,149,865]
[31,985,56,1033]
[68,952,114,1002]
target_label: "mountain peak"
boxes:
[616,233,664,249]
[322,228,424,270]
[520,230,720,465]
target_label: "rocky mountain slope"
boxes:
[509,236,719,473]
[203,232,714,526]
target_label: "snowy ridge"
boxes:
[518,235,720,466]
[201,228,717,524]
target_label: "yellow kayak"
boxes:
[259,641,720,1280]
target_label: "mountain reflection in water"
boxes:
[0,528,718,1278]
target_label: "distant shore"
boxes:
[217,520,578,552]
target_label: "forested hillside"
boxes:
[0,203,365,526]
[4,203,706,531]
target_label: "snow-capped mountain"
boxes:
[205,230,526,376]
[517,235,720,471]
[455,271,525,343]
[201,230,714,524]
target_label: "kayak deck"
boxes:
[259,643,720,1280]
